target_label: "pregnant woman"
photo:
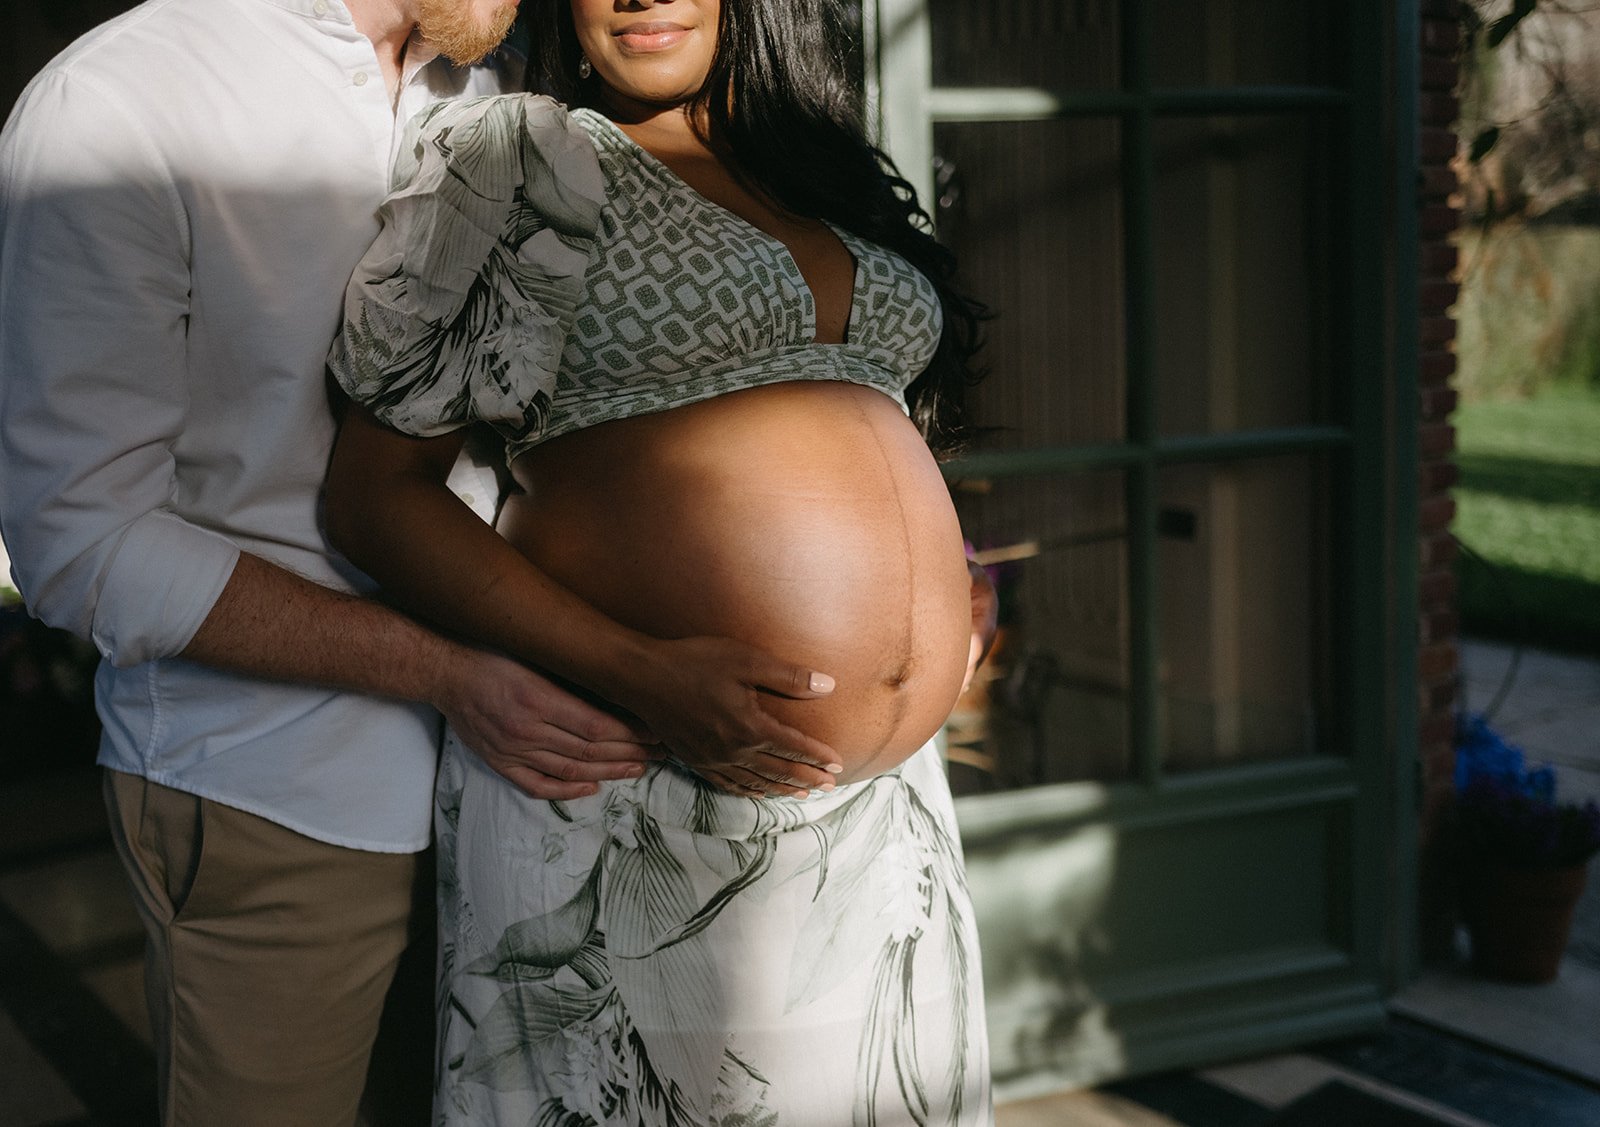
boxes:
[324,0,993,1122]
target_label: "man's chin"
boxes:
[420,1,518,67]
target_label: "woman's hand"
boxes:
[620,636,844,799]
[964,559,1000,693]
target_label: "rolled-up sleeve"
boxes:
[0,71,238,667]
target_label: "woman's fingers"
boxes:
[744,712,843,783]
[742,651,837,700]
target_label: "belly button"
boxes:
[883,659,915,690]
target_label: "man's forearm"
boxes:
[181,550,457,706]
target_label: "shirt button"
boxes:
[312,0,329,15]
[353,71,369,87]
[459,492,476,507]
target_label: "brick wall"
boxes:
[1417,0,1464,963]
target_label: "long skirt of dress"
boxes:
[434,732,993,1127]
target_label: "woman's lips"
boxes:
[614,22,691,52]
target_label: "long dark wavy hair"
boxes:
[528,0,987,455]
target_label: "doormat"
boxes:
[1263,1081,1462,1127]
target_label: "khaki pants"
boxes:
[105,770,431,1127]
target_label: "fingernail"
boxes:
[809,672,836,693]
[627,765,646,778]
[826,763,844,775]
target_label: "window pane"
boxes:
[949,471,1132,794]
[935,118,1126,449]
[1149,0,1344,88]
[1153,115,1340,437]
[930,0,1120,90]
[1157,456,1337,773]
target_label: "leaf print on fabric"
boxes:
[460,980,612,1094]
[603,808,725,1107]
[908,783,978,1123]
[709,1048,778,1127]
[619,836,775,959]
[463,866,601,984]
[859,935,928,1127]
[783,782,900,1013]
[616,1025,697,1127]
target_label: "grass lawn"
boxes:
[1453,384,1600,654]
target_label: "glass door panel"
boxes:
[1152,114,1340,437]
[949,471,1132,794]
[929,0,1120,89]
[1148,0,1342,87]
[934,118,1126,449]
[1157,455,1337,773]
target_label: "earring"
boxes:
[577,56,593,79]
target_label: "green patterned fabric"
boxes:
[330,95,943,464]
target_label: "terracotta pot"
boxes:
[1462,862,1589,983]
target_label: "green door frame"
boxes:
[865,0,1422,1095]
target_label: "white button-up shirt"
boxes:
[0,0,516,851]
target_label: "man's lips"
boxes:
[614,22,692,51]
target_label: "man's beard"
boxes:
[417,0,518,65]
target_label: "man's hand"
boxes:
[435,647,659,801]
[964,559,1000,693]
[621,636,844,799]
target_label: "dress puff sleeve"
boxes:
[328,94,605,447]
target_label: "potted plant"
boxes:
[1454,714,1600,983]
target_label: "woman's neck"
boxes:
[599,92,709,159]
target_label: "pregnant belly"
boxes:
[501,380,971,782]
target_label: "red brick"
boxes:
[1420,570,1458,606]
[1420,202,1461,236]
[1422,18,1462,55]
[1426,679,1459,713]
[1421,56,1460,90]
[1420,356,1458,389]
[1420,316,1457,347]
[1421,242,1460,277]
[1421,128,1460,163]
[1421,383,1461,418]
[1420,165,1460,200]
[1420,495,1457,531]
[1421,459,1461,493]
[1421,707,1457,744]
[1419,421,1456,457]
[1421,280,1460,313]
[1420,92,1461,126]
[1419,643,1458,682]
[1422,532,1460,569]
[1422,610,1461,646]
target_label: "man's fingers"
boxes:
[537,690,656,745]
[498,764,600,802]
[551,733,661,765]
[513,743,651,784]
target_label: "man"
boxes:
[0,1,838,1122]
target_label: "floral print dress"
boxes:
[434,735,991,1127]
